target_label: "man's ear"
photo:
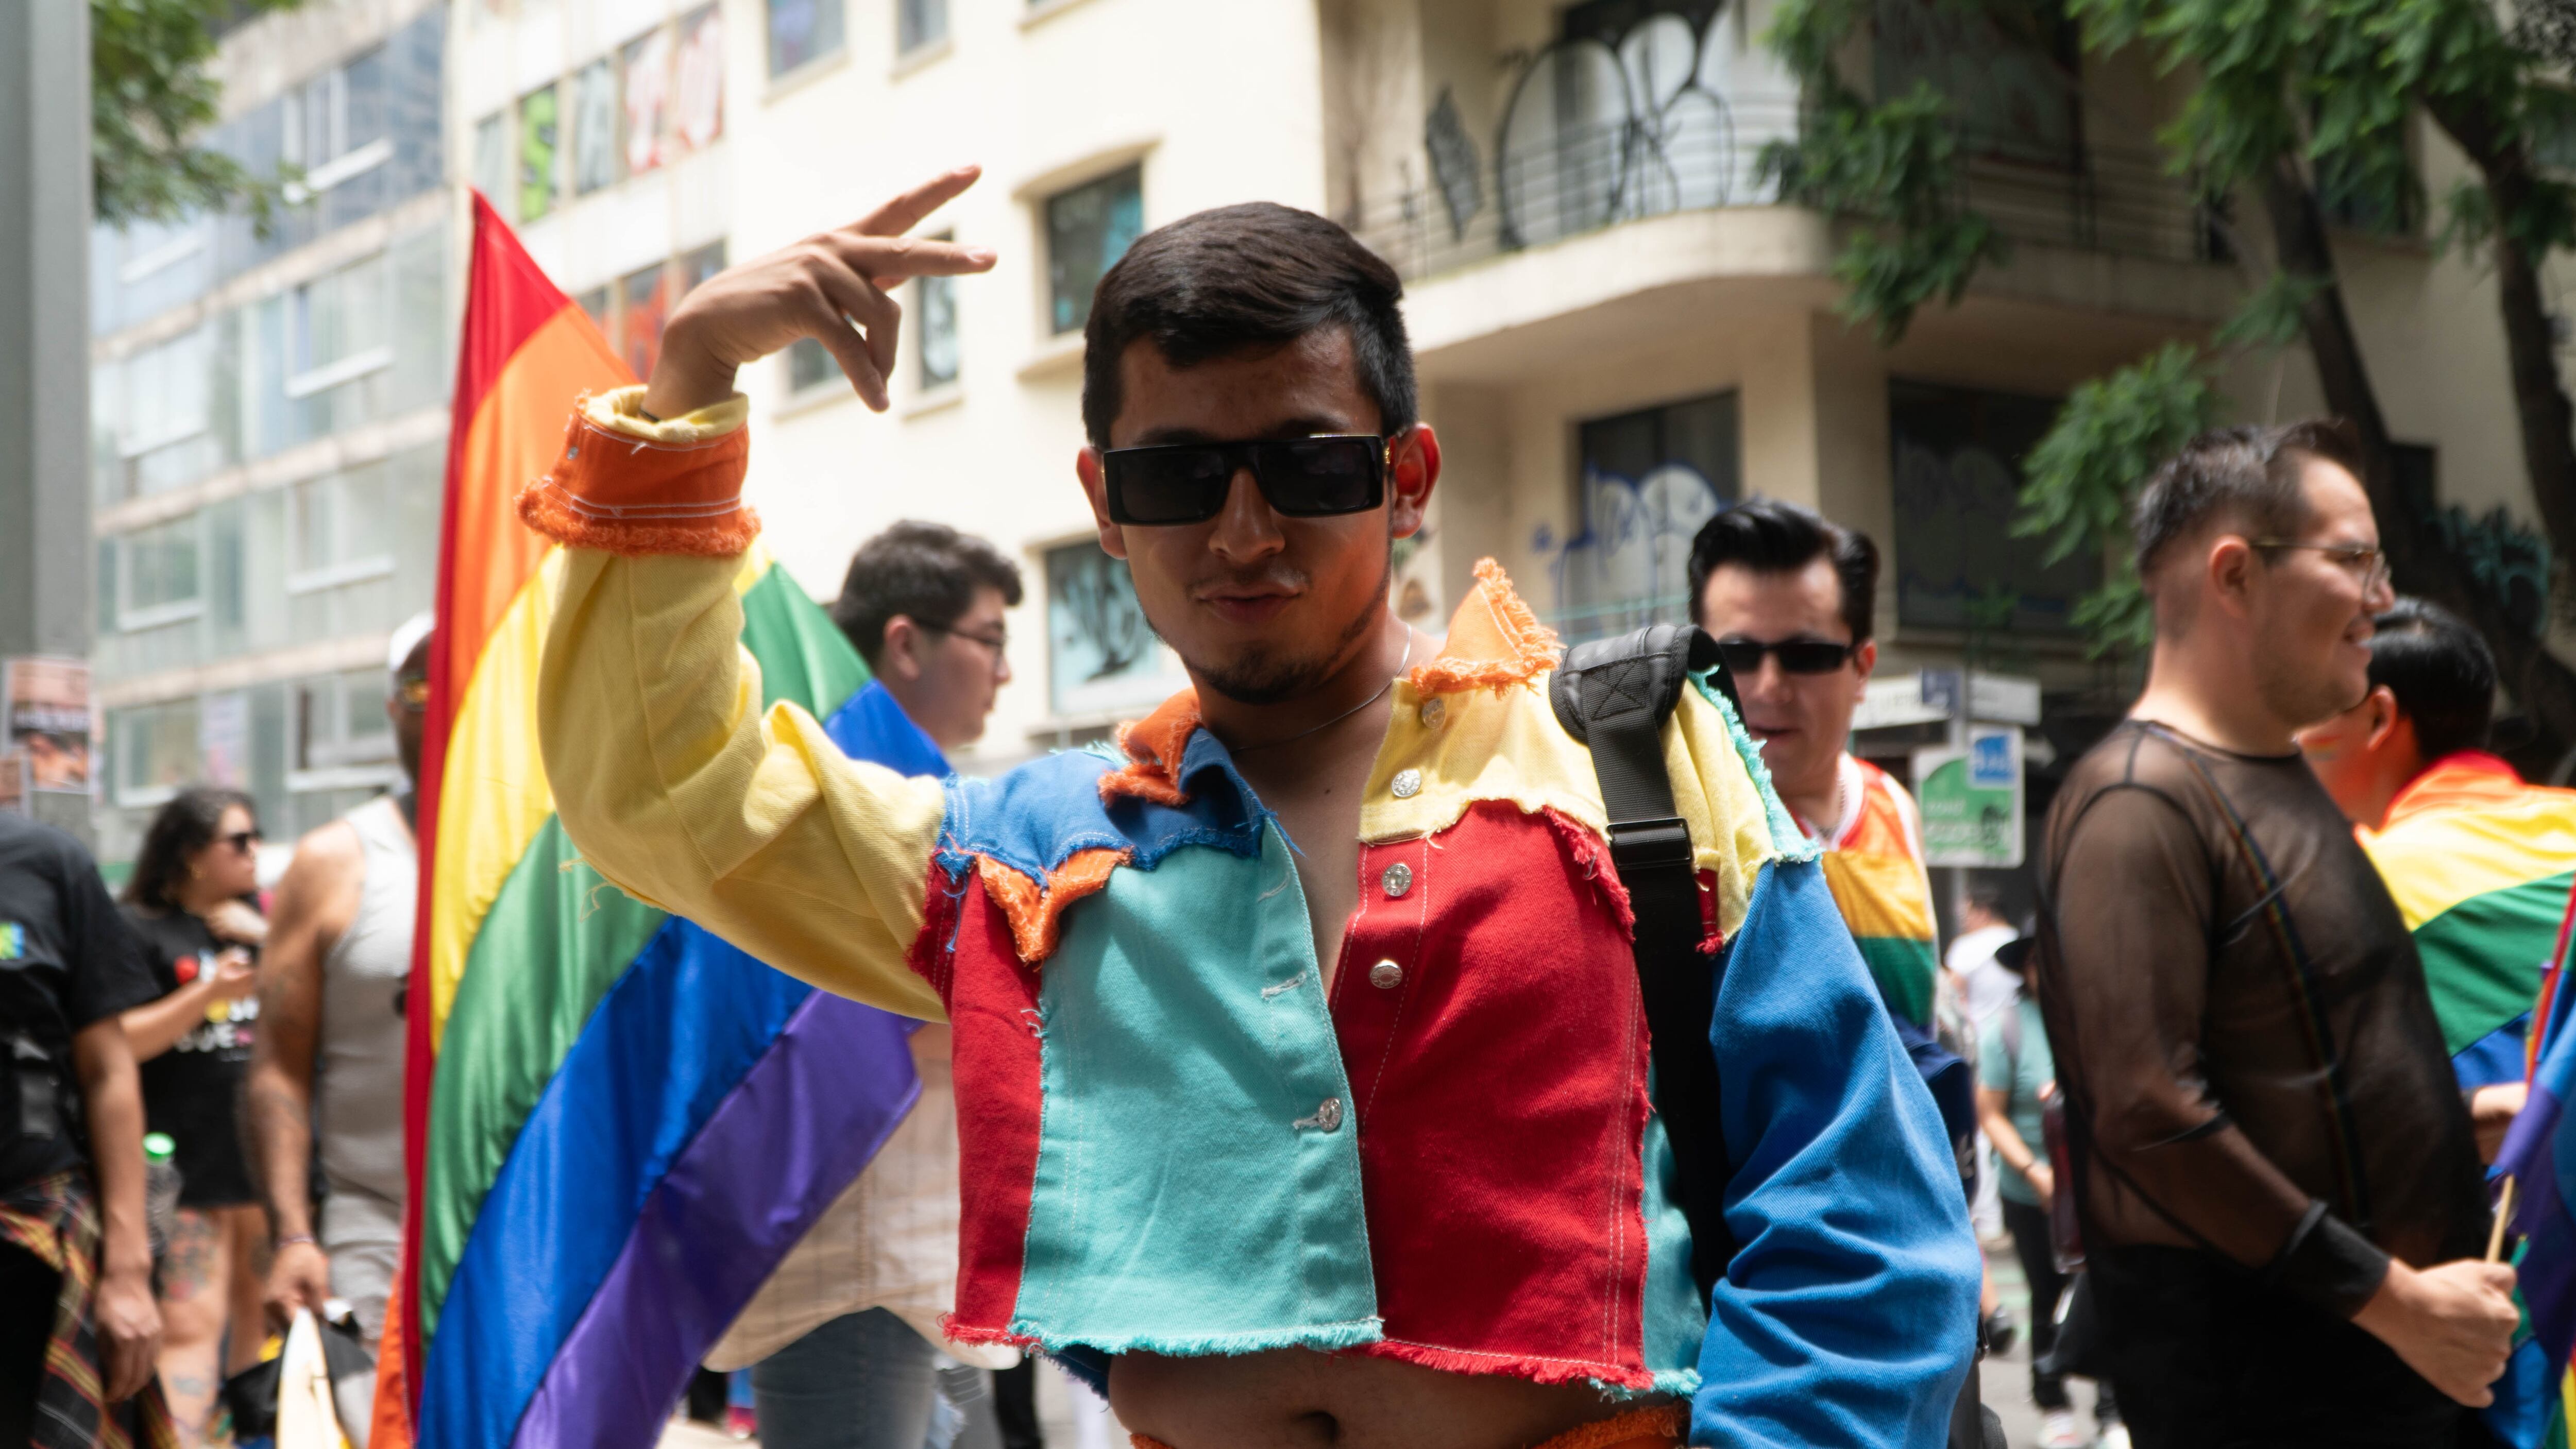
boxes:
[2361,685,2404,753]
[2206,534,2259,619]
[880,615,926,684]
[1850,638,1878,700]
[1388,424,1440,541]
[1076,447,1128,560]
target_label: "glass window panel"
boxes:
[343,671,393,756]
[919,271,959,388]
[899,0,946,53]
[1044,540,1191,717]
[119,329,212,458]
[1556,391,1738,641]
[123,518,202,617]
[474,111,512,213]
[672,9,724,156]
[622,263,670,381]
[573,59,619,195]
[115,699,202,804]
[519,83,559,221]
[769,0,844,76]
[1046,166,1144,335]
[623,30,672,177]
[787,336,836,393]
[677,241,727,297]
[1888,380,2098,634]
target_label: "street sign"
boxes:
[1850,669,2044,732]
[1911,725,2025,868]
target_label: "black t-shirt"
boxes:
[0,812,160,1193]
[123,907,261,1207]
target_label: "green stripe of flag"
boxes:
[417,563,867,1339]
[1856,933,1937,1029]
[2414,870,2572,1056]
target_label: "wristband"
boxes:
[276,1233,317,1248]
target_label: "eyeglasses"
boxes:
[2246,538,2392,593]
[396,676,431,709]
[926,623,1008,655]
[1712,636,1857,676]
[219,830,261,854]
[1100,435,1389,525]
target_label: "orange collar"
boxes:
[1097,558,1558,809]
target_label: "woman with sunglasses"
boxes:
[117,787,268,1445]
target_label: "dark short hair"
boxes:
[1686,497,1880,643]
[2133,420,2365,578]
[1080,202,1416,448]
[124,785,257,912]
[830,521,1026,671]
[2368,596,2496,759]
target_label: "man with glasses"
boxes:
[247,612,434,1350]
[522,168,1976,1448]
[1686,500,1940,1033]
[2032,423,2517,1445]
[703,521,1031,1449]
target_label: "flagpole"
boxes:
[2490,1175,2518,1263]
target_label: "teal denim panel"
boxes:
[1640,1109,1709,1393]
[1013,824,1382,1354]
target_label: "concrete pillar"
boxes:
[0,0,95,838]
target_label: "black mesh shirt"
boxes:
[2032,721,2488,1321]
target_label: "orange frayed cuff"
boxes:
[515,396,759,556]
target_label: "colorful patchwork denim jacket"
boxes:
[527,388,1979,1447]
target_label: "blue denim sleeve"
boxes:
[1691,856,1982,1448]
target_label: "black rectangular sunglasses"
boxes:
[1711,637,1855,675]
[1101,435,1388,525]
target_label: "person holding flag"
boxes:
[2299,596,2576,1147]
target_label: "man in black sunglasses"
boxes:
[526,167,1975,1449]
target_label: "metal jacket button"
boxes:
[1298,1098,1345,1132]
[1419,697,1446,728]
[1368,960,1403,990]
[1390,768,1422,798]
[1381,862,1413,898]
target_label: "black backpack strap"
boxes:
[1550,623,1738,1302]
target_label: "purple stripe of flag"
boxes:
[507,991,921,1449]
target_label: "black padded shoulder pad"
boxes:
[1548,623,1732,748]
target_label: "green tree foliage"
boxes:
[92,0,301,229]
[1765,0,2576,756]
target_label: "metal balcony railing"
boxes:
[1352,95,2219,282]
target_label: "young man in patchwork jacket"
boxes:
[529,167,1978,1449]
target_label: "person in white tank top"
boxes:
[244,615,431,1352]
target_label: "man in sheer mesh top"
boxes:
[2031,421,2518,1446]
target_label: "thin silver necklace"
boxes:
[1229,633,1415,755]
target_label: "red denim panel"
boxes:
[1331,802,1656,1386]
[923,863,1049,1344]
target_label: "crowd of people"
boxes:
[8,167,2576,1449]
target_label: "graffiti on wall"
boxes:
[1423,0,1790,258]
[1535,463,1728,642]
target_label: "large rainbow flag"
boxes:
[380,194,926,1448]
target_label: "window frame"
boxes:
[1041,163,1146,338]
[114,516,207,633]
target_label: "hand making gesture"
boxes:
[642,165,997,420]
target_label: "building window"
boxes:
[677,241,727,297]
[572,58,620,195]
[294,670,396,777]
[769,0,844,76]
[519,83,560,221]
[116,329,212,463]
[787,337,838,394]
[287,462,396,593]
[112,698,202,808]
[289,253,393,400]
[1552,391,1738,642]
[574,285,611,336]
[1044,540,1190,718]
[1045,166,1144,335]
[622,261,671,380]
[1888,380,2098,634]
[672,8,725,156]
[624,28,672,177]
[899,0,946,55]
[118,517,204,630]
[919,233,960,389]
[472,110,512,212]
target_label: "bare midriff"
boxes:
[1107,1347,1672,1449]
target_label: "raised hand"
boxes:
[643,165,996,418]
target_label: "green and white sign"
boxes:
[1910,726,2025,868]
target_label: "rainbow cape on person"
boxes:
[374,194,925,1449]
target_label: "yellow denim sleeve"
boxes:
[535,395,948,1021]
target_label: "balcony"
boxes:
[1352,94,2217,283]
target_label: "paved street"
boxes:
[1980,1239,2122,1449]
[658,1357,1126,1449]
